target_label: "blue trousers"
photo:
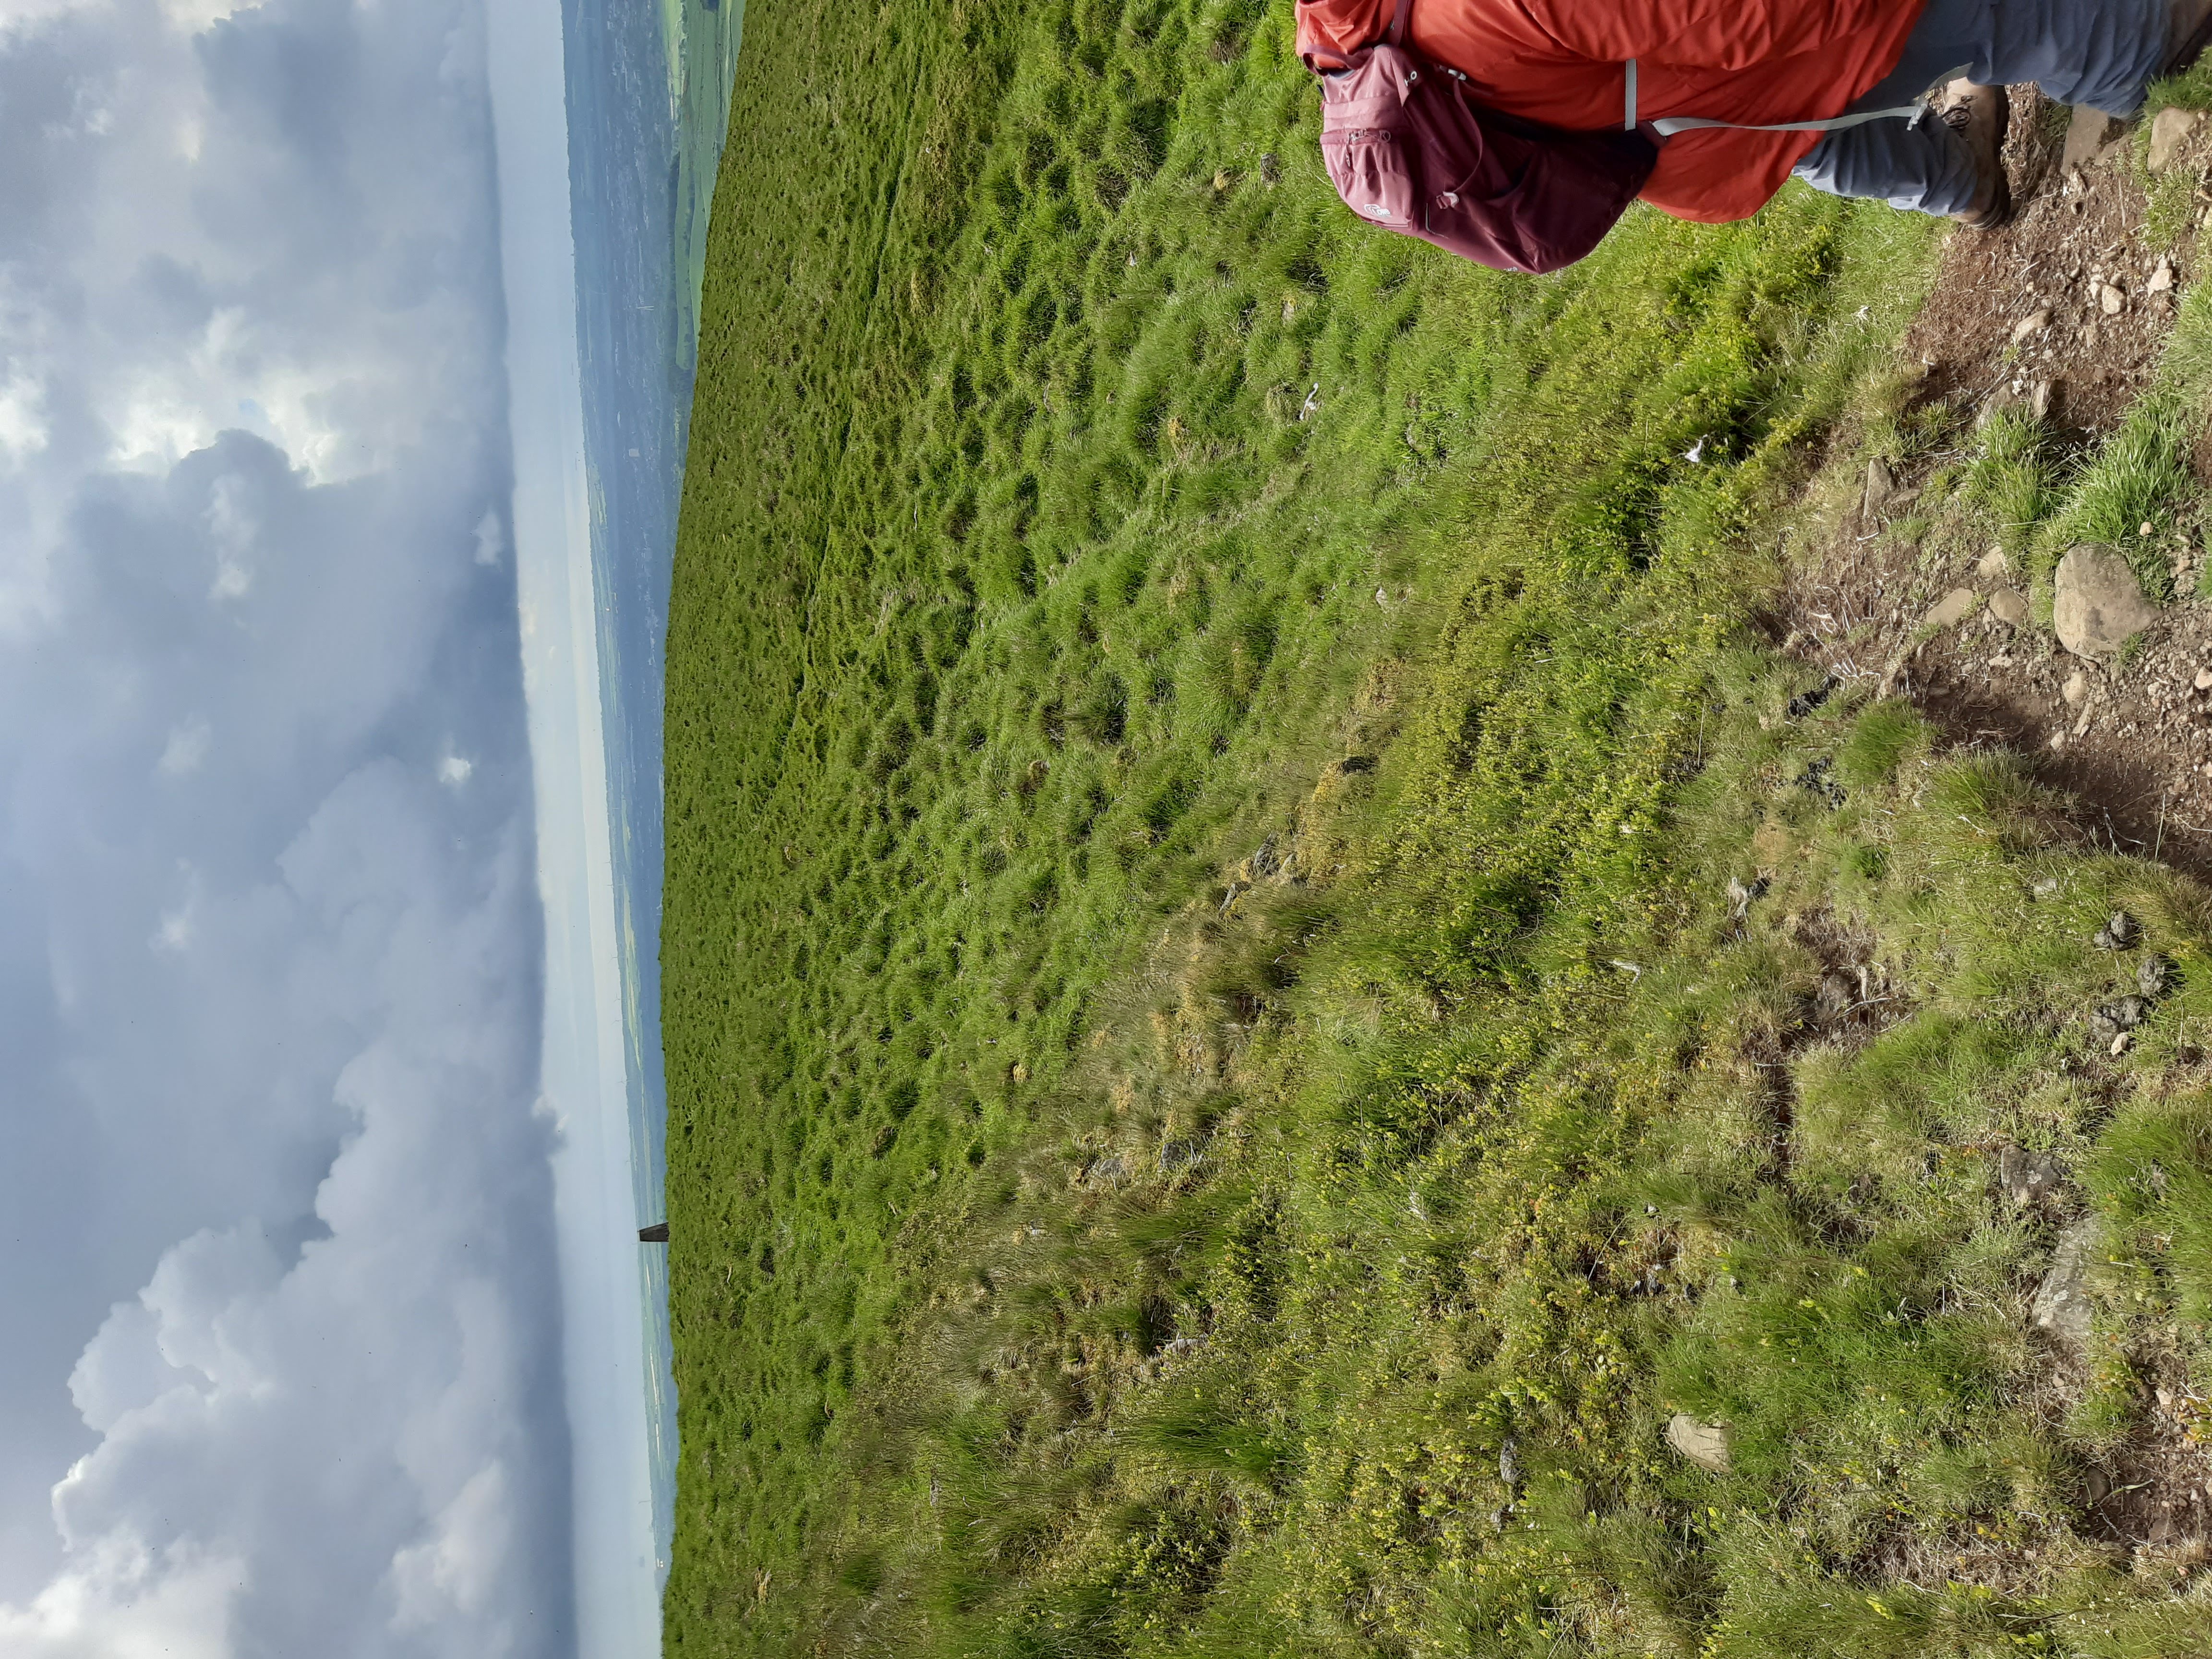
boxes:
[1791,0,2170,216]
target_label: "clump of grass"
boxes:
[1962,405,2060,559]
[2040,408,2194,601]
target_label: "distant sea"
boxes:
[559,0,744,1592]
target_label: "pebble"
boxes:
[2101,282,2128,316]
[2193,667,2212,692]
[2064,670,2092,707]
[1978,548,2010,579]
[2011,308,2052,344]
[1923,587,1979,630]
[2151,255,2177,295]
[1987,587,2030,626]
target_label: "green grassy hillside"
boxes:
[666,0,2212,1653]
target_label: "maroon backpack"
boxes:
[1304,0,1658,275]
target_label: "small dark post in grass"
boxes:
[638,1222,669,1243]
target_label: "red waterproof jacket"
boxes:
[1294,0,1929,223]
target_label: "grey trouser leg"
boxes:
[1791,0,2171,216]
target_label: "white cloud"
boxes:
[0,0,569,1646]
[0,374,49,462]
[0,1534,242,1659]
[158,718,210,776]
[473,507,504,566]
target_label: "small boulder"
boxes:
[2054,546,2156,658]
[2032,1218,2102,1348]
[1665,1413,1731,1472]
[1924,587,1980,630]
[1988,587,2030,627]
[2063,106,2128,171]
[2151,106,2204,171]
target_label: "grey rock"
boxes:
[1812,972,1855,1025]
[1924,587,1980,630]
[1665,1413,1731,1472]
[2151,106,2203,171]
[1998,1142,2063,1205]
[1498,1436,1522,1489]
[1987,587,2031,627]
[2063,106,2128,172]
[2055,546,2157,658]
[1863,457,1899,517]
[2090,1006,2122,1044]
[2139,953,2173,997]
[2032,1218,2102,1348]
[2093,910,2140,950]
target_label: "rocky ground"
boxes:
[1779,89,2212,868]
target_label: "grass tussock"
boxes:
[666,0,2212,1654]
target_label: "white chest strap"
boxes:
[1625,57,1932,136]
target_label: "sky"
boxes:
[0,0,626,1650]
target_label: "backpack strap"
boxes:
[1625,57,1932,136]
[1384,0,1413,48]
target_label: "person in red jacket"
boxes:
[1296,0,2212,230]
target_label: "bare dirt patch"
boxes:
[1779,89,2212,870]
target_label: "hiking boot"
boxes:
[1940,80,2012,230]
[2168,0,2212,74]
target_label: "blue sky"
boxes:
[0,0,638,1650]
